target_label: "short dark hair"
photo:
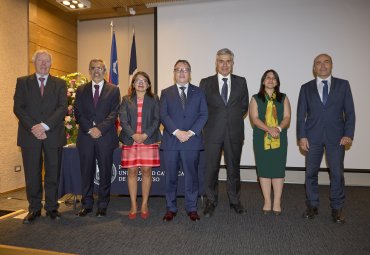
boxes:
[174,59,191,70]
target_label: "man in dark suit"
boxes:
[160,60,208,222]
[297,53,356,223]
[200,48,249,217]
[74,59,120,217]
[14,49,67,224]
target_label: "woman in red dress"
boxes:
[119,71,161,219]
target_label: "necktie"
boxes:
[39,77,45,96]
[322,80,328,105]
[221,78,228,105]
[180,86,186,109]
[93,85,100,107]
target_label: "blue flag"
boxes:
[109,32,119,85]
[129,31,137,75]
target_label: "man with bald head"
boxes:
[297,53,356,223]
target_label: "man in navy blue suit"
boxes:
[160,60,208,222]
[297,53,356,223]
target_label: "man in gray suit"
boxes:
[297,53,356,223]
[14,49,67,224]
[200,48,249,217]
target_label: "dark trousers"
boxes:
[21,145,62,212]
[204,131,243,206]
[162,150,200,212]
[78,142,114,209]
[305,134,345,210]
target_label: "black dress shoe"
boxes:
[23,210,41,224]
[96,208,107,217]
[273,210,282,216]
[332,208,345,224]
[188,211,200,222]
[230,203,246,215]
[46,210,61,220]
[77,208,92,217]
[203,202,215,217]
[302,207,318,219]
[163,211,177,222]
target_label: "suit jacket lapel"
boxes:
[211,75,225,105]
[186,84,196,110]
[95,80,108,109]
[170,85,185,111]
[85,82,94,108]
[30,74,42,99]
[326,77,336,106]
[228,75,238,105]
[312,79,323,105]
[43,75,55,98]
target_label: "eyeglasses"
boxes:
[134,79,149,84]
[174,68,191,73]
[90,66,104,71]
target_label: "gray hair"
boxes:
[89,58,107,72]
[216,48,234,60]
[32,49,52,63]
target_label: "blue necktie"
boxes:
[221,78,228,105]
[322,80,328,105]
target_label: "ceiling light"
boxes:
[129,7,136,15]
[56,0,91,10]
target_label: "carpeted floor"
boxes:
[0,182,369,255]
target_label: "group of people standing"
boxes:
[14,48,355,225]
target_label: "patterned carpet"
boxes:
[0,182,369,255]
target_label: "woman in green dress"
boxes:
[249,69,291,215]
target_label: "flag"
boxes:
[129,30,137,75]
[109,31,119,85]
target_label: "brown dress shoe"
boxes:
[332,208,345,224]
[163,211,176,222]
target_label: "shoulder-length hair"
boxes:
[129,71,154,98]
[257,69,283,103]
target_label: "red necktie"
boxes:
[39,77,45,96]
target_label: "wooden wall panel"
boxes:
[29,0,77,76]
[29,0,77,40]
[29,23,77,58]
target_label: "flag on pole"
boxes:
[109,23,119,85]
[129,29,137,76]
